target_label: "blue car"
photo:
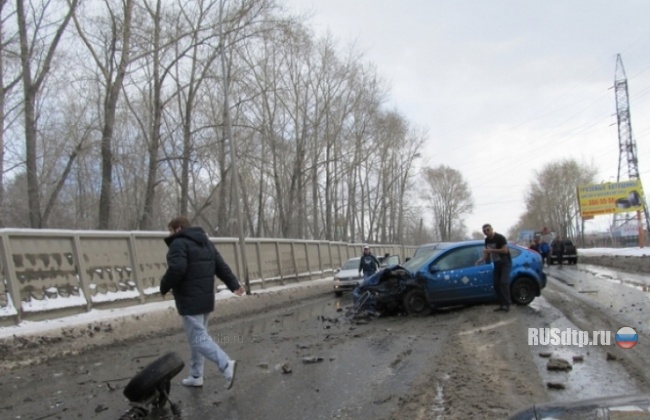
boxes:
[353,240,546,315]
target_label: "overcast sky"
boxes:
[282,0,650,237]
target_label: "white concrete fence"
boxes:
[0,229,413,325]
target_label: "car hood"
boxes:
[335,268,362,279]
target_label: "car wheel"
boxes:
[402,289,429,316]
[123,352,185,404]
[511,278,537,306]
[334,291,343,297]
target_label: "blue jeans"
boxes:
[363,271,376,283]
[182,313,230,378]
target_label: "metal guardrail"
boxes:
[0,229,413,325]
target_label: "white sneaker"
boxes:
[224,360,237,390]
[181,376,203,387]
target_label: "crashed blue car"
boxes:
[352,240,546,315]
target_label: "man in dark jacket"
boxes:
[358,245,380,282]
[160,216,244,390]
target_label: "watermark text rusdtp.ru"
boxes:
[528,328,611,347]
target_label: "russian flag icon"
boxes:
[615,327,638,349]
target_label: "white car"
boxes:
[333,257,362,296]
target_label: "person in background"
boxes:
[529,237,540,253]
[476,223,512,313]
[551,235,565,264]
[160,216,244,390]
[358,245,380,282]
[539,226,553,264]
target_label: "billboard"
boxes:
[577,180,645,218]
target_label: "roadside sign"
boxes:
[577,180,645,218]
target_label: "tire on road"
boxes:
[402,288,429,316]
[510,277,537,306]
[123,352,185,404]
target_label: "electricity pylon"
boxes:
[613,54,650,236]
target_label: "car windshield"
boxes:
[341,259,359,270]
[403,247,446,271]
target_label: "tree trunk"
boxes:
[97,0,134,229]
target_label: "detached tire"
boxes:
[511,278,537,305]
[402,289,429,316]
[123,352,185,404]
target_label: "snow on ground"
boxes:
[0,278,333,339]
[578,247,650,257]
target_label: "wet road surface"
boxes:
[2,295,454,419]
[2,262,649,419]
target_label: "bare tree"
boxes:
[525,159,597,239]
[16,0,79,227]
[0,0,22,226]
[423,165,474,241]
[71,0,134,229]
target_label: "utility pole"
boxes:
[219,1,250,293]
[612,54,650,243]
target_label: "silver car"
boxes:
[333,257,362,296]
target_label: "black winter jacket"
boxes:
[160,227,241,316]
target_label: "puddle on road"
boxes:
[527,297,639,402]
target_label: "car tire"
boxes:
[402,289,429,316]
[510,278,537,306]
[334,291,343,297]
[123,352,185,404]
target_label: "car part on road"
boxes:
[119,352,185,419]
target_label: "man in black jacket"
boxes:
[358,245,380,282]
[160,216,244,390]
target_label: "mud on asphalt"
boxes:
[0,256,648,419]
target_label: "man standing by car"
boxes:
[358,245,380,282]
[160,216,245,390]
[476,224,512,312]
[551,235,565,264]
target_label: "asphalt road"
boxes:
[1,261,649,420]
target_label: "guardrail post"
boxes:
[0,231,22,324]
[274,241,283,285]
[71,235,93,312]
[289,242,297,281]
[232,241,242,281]
[129,234,145,304]
[255,241,264,288]
[304,242,311,280]
[317,242,323,279]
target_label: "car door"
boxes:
[420,245,493,304]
